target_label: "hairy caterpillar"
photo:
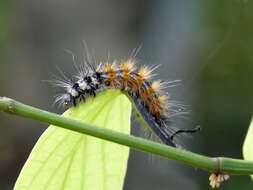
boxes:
[52,52,200,147]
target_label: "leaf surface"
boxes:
[243,116,253,179]
[14,90,131,190]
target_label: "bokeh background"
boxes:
[1,0,253,189]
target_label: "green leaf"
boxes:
[14,90,132,190]
[243,116,253,179]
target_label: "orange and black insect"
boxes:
[53,57,200,147]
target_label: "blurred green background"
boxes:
[0,0,253,189]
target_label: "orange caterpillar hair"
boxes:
[54,57,200,147]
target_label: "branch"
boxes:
[0,96,253,175]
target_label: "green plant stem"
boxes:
[0,96,253,175]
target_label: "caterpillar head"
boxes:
[55,93,73,107]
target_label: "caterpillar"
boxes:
[53,55,200,148]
